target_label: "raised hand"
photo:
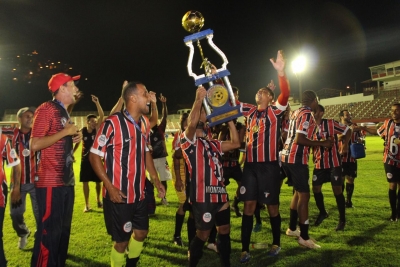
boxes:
[195,86,207,101]
[159,93,167,103]
[91,95,99,103]
[270,50,286,74]
[149,91,157,103]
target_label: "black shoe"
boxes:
[335,221,346,231]
[173,236,183,246]
[314,213,329,226]
[389,216,398,222]
[345,201,354,208]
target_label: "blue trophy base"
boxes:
[207,105,241,127]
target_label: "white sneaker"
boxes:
[18,231,31,249]
[161,198,169,206]
[298,236,321,249]
[286,228,300,237]
[206,243,218,253]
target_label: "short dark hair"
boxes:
[232,86,239,94]
[180,112,189,131]
[393,103,400,108]
[86,114,97,121]
[122,81,144,103]
[318,104,325,112]
[302,90,317,106]
[339,109,349,118]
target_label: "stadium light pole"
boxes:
[292,56,306,103]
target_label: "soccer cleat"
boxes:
[345,201,354,208]
[206,243,218,253]
[267,245,281,256]
[335,221,346,231]
[285,228,300,237]
[18,231,31,249]
[389,216,398,222]
[314,213,329,226]
[298,236,321,249]
[97,201,103,208]
[173,236,183,247]
[252,223,262,233]
[240,251,251,263]
[161,198,169,206]
[83,206,92,213]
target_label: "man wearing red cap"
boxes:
[30,73,82,267]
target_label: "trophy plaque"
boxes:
[182,10,242,127]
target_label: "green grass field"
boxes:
[2,136,399,267]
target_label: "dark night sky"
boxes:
[1,0,400,115]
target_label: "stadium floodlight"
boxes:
[292,56,306,103]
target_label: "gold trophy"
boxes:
[182,10,241,127]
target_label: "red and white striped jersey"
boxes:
[282,106,317,165]
[241,101,286,162]
[378,119,400,166]
[0,134,20,207]
[2,127,35,184]
[180,132,228,203]
[313,119,349,169]
[90,112,150,204]
[340,123,366,163]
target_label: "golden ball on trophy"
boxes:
[182,10,204,33]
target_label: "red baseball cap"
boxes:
[48,73,81,92]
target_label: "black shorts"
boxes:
[240,161,280,205]
[312,167,343,186]
[191,202,228,231]
[223,164,242,186]
[80,160,101,183]
[342,162,357,178]
[384,163,400,183]
[103,198,149,243]
[283,162,309,193]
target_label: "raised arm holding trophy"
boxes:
[182,10,242,127]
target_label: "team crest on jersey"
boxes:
[10,148,17,159]
[264,192,270,198]
[387,173,393,179]
[98,134,107,146]
[61,117,67,127]
[240,186,246,194]
[302,121,309,129]
[334,176,338,181]
[312,175,317,181]
[153,137,158,142]
[84,137,87,141]
[203,212,212,223]
[123,221,132,233]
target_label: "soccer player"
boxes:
[2,107,39,250]
[339,110,375,208]
[150,94,170,205]
[74,95,104,212]
[181,86,240,267]
[30,73,83,266]
[312,104,351,231]
[282,91,333,249]
[89,81,165,267]
[239,50,290,262]
[0,132,21,266]
[171,113,190,247]
[218,86,246,218]
[377,103,400,221]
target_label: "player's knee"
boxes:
[132,230,148,241]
